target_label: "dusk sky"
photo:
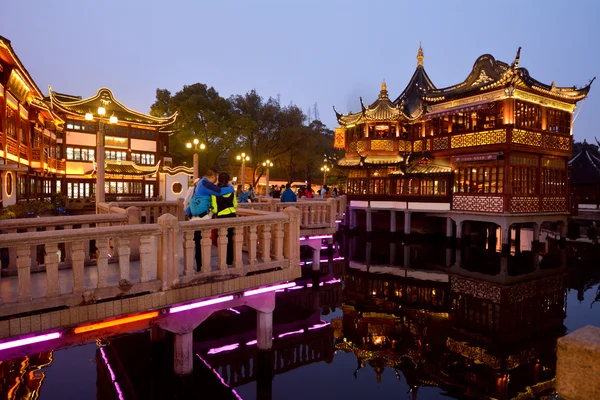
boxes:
[4,0,598,142]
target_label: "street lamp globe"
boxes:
[109,115,118,124]
[85,113,93,121]
[200,143,206,150]
[186,142,192,149]
[193,138,199,146]
[97,107,106,116]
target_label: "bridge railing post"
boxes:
[283,207,301,267]
[326,198,337,229]
[126,206,141,260]
[158,213,179,290]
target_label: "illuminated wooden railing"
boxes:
[0,207,301,318]
[98,200,185,223]
[452,194,569,214]
[31,149,42,162]
[6,137,18,156]
[56,159,66,171]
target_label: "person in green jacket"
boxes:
[211,172,237,266]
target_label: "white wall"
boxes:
[160,172,191,201]
[3,171,17,207]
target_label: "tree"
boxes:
[229,90,306,186]
[150,84,238,172]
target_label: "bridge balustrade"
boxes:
[0,207,301,322]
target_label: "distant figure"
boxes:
[306,184,314,199]
[298,187,306,198]
[320,185,327,198]
[272,185,281,199]
[247,184,256,202]
[324,187,331,198]
[236,184,250,203]
[332,187,338,198]
[281,183,297,202]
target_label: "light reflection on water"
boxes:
[1,234,599,400]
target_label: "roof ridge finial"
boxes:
[417,42,424,67]
[381,79,387,92]
[513,46,522,69]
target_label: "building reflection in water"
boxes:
[4,231,592,400]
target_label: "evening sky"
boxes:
[3,0,598,142]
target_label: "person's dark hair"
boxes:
[286,183,291,189]
[204,168,219,178]
[217,172,230,186]
[236,184,243,195]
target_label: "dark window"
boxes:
[547,109,570,134]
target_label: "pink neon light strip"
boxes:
[324,278,341,284]
[170,295,234,313]
[335,220,343,223]
[308,322,331,330]
[0,331,62,351]
[207,343,239,354]
[246,339,257,346]
[243,282,296,297]
[100,347,125,400]
[278,329,304,338]
[227,308,241,315]
[197,354,244,400]
[299,235,333,241]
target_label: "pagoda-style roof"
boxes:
[86,160,160,176]
[569,139,600,185]
[334,81,419,126]
[0,35,45,100]
[48,87,177,128]
[423,48,594,104]
[393,44,436,118]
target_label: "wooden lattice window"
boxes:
[515,101,542,130]
[547,109,571,134]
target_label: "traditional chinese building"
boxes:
[0,35,64,207]
[569,138,600,207]
[334,46,594,218]
[47,87,177,201]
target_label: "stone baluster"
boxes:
[309,205,316,226]
[233,226,244,268]
[273,223,284,261]
[118,238,130,283]
[72,241,85,294]
[283,207,301,267]
[45,243,60,297]
[7,229,17,269]
[16,245,32,302]
[80,224,91,261]
[302,205,309,227]
[261,224,272,263]
[154,206,160,222]
[177,198,185,221]
[248,225,258,265]
[315,205,322,225]
[64,225,73,263]
[144,208,150,224]
[139,235,155,282]
[200,229,212,273]
[96,239,109,288]
[183,231,195,275]
[27,227,39,269]
[217,227,228,270]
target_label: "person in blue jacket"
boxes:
[187,168,234,271]
[280,183,297,202]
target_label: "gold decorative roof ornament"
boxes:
[417,42,424,67]
[381,80,387,92]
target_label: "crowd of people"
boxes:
[183,168,342,269]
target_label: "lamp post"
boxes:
[236,152,250,188]
[321,165,330,186]
[262,159,273,195]
[185,138,206,180]
[85,107,118,212]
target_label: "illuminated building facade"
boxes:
[0,35,177,208]
[334,46,594,214]
[0,35,64,207]
[47,88,177,202]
